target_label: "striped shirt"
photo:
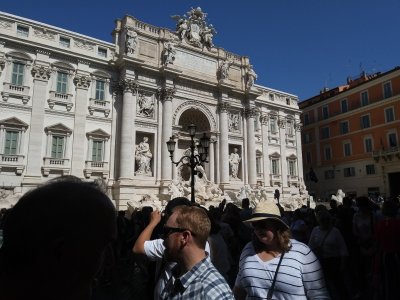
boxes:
[161,256,234,300]
[235,240,330,299]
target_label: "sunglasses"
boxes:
[162,226,188,237]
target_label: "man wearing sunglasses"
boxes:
[160,205,233,299]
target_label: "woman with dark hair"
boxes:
[233,201,330,300]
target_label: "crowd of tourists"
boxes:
[0,177,399,300]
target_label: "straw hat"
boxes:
[243,201,288,229]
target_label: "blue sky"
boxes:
[1,0,399,100]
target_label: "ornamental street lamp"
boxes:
[166,124,210,204]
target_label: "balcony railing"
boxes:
[42,157,70,176]
[0,154,25,175]
[84,160,109,178]
[48,91,73,111]
[88,98,111,117]
[287,174,299,186]
[2,82,30,103]
[270,174,282,186]
[372,147,400,162]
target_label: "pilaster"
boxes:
[218,101,230,185]
[245,107,257,187]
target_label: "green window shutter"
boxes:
[95,80,105,100]
[57,72,68,94]
[51,136,64,158]
[5,131,18,155]
[92,140,103,161]
[12,63,24,86]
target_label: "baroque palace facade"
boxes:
[0,8,304,209]
[300,67,400,200]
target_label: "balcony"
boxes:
[84,160,109,179]
[2,82,30,104]
[48,91,73,111]
[42,157,70,176]
[372,147,400,162]
[0,154,25,175]
[287,174,299,187]
[88,98,111,117]
[270,174,282,186]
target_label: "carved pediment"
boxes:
[86,129,110,139]
[6,51,33,62]
[92,70,111,79]
[45,123,72,134]
[0,117,29,129]
[269,152,281,158]
[287,154,297,160]
[52,61,75,71]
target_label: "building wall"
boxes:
[301,68,400,199]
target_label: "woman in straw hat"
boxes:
[233,201,330,300]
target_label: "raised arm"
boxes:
[132,210,162,254]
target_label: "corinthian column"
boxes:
[246,108,257,187]
[159,87,176,184]
[119,77,138,179]
[278,117,288,187]
[23,62,51,185]
[260,114,271,186]
[295,121,304,186]
[218,102,230,185]
[71,73,91,177]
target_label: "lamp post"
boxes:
[166,124,210,204]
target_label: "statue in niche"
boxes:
[135,137,152,175]
[245,65,257,90]
[228,113,240,132]
[162,41,176,65]
[125,30,138,54]
[229,148,241,180]
[219,59,233,82]
[137,93,154,118]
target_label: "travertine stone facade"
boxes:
[0,10,304,209]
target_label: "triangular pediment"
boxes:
[86,129,110,138]
[45,123,72,134]
[0,117,29,129]
[269,151,281,158]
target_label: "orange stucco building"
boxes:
[300,67,400,200]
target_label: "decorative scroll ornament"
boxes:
[157,87,176,101]
[295,122,303,131]
[31,64,52,80]
[278,118,286,129]
[228,112,240,132]
[171,7,217,50]
[260,114,269,125]
[116,78,139,94]
[33,27,55,40]
[244,108,257,119]
[73,75,91,89]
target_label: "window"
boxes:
[343,142,352,157]
[383,81,392,98]
[305,152,311,164]
[364,137,373,153]
[95,80,106,100]
[11,62,25,86]
[360,115,370,129]
[51,136,65,159]
[270,118,277,134]
[324,146,332,160]
[361,91,369,106]
[341,99,348,113]
[17,25,29,37]
[269,94,274,101]
[271,159,279,175]
[92,140,104,161]
[388,132,398,147]
[304,113,310,125]
[303,132,311,144]
[321,127,330,139]
[287,122,294,136]
[98,47,107,57]
[366,164,375,175]
[344,167,355,177]
[56,71,68,94]
[59,36,70,48]
[385,107,395,123]
[322,105,329,119]
[340,121,349,134]
[286,98,290,105]
[325,170,335,179]
[4,131,18,155]
[288,160,296,176]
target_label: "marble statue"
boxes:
[125,30,138,54]
[229,148,241,180]
[162,41,176,65]
[331,189,345,204]
[137,93,154,118]
[246,65,257,90]
[135,137,152,175]
[219,59,233,82]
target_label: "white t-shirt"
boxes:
[235,240,330,300]
[144,238,211,300]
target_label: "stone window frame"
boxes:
[269,152,280,175]
[324,145,332,161]
[360,90,369,106]
[384,106,395,123]
[0,117,28,156]
[340,98,348,113]
[50,61,75,95]
[287,154,297,176]
[363,135,374,153]
[360,114,371,129]
[339,120,349,135]
[256,149,263,177]
[44,123,72,159]
[387,130,398,148]
[383,81,392,99]
[343,140,352,157]
[86,129,110,163]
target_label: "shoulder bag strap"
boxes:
[267,252,285,300]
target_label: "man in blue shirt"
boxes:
[161,205,234,299]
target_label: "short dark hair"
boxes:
[164,197,191,216]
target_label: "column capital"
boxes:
[217,101,230,113]
[112,77,139,95]
[31,64,52,81]
[244,107,257,119]
[295,122,303,131]
[278,118,286,129]
[157,87,176,101]
[260,113,269,125]
[73,74,91,89]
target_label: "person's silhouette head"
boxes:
[0,179,116,300]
